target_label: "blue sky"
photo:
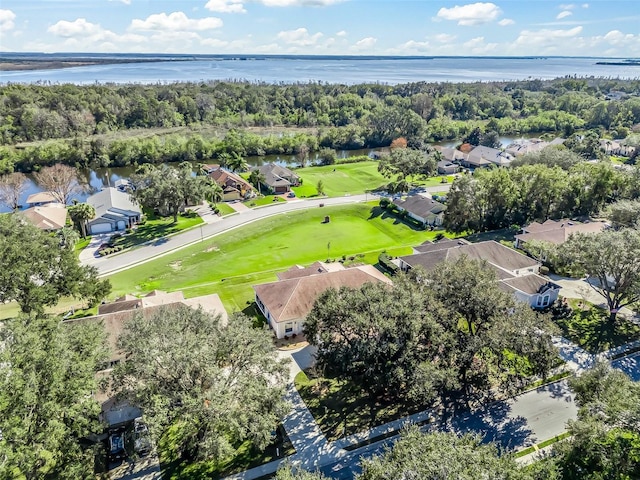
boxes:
[0,1,638,56]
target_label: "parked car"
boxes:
[287,191,296,198]
[108,429,126,461]
[133,418,152,456]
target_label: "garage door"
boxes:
[90,223,112,234]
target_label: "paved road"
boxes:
[84,185,451,276]
[316,380,577,479]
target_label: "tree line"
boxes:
[444,149,640,234]
[2,77,640,172]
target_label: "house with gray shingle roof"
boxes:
[256,163,300,194]
[86,187,141,235]
[392,195,446,227]
[398,240,560,309]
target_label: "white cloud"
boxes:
[201,37,229,47]
[0,9,17,32]
[557,10,572,19]
[259,0,344,6]
[48,18,101,37]
[205,0,246,14]
[352,36,376,50]
[581,3,589,8]
[463,36,497,54]
[559,3,576,9]
[276,27,323,46]
[436,2,502,26]
[516,26,583,48]
[336,30,347,37]
[399,40,431,52]
[498,18,514,26]
[433,33,457,43]
[108,0,132,4]
[129,12,223,32]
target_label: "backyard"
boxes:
[291,161,455,198]
[106,203,448,312]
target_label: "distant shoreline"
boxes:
[0,57,188,72]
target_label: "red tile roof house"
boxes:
[205,164,255,201]
[64,290,227,427]
[398,240,561,310]
[253,262,391,339]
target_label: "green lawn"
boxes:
[215,202,236,216]
[106,203,443,313]
[413,175,456,187]
[554,300,640,353]
[244,195,285,207]
[111,213,204,250]
[74,237,91,255]
[293,162,387,197]
[295,371,425,442]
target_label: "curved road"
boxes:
[84,187,450,276]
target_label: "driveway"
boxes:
[549,274,635,317]
[79,233,113,263]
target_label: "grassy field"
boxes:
[293,162,387,197]
[106,203,445,313]
[243,195,285,207]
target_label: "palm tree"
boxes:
[248,170,266,194]
[208,181,224,205]
[227,153,249,173]
[67,202,95,239]
[57,226,80,250]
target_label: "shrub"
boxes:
[540,266,550,275]
[378,252,400,275]
[379,197,390,208]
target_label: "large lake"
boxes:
[2,56,639,85]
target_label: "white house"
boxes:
[253,263,391,339]
[392,195,446,227]
[398,240,558,310]
[500,275,561,309]
[86,187,142,235]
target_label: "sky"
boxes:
[0,1,639,57]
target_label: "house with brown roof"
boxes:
[514,219,608,250]
[205,164,255,201]
[64,290,227,427]
[398,240,560,309]
[253,263,391,338]
[19,203,67,231]
[392,195,446,227]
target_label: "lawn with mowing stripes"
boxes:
[106,203,449,312]
[293,161,387,197]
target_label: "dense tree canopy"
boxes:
[1,78,639,172]
[359,428,532,480]
[558,229,640,322]
[305,259,556,406]
[0,214,111,313]
[113,307,289,463]
[444,160,635,234]
[130,162,208,222]
[0,314,108,479]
